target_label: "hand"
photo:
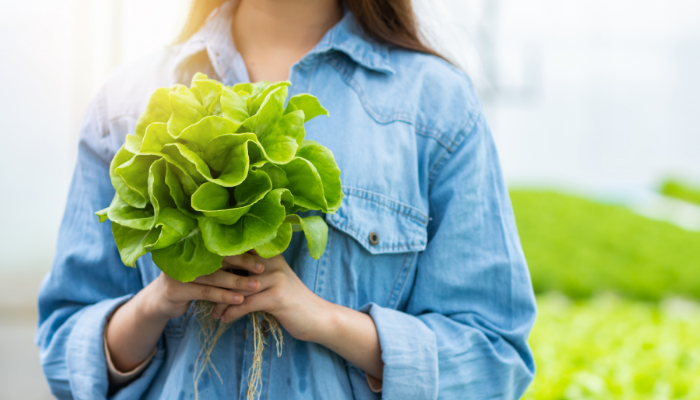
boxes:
[212,253,331,343]
[142,256,264,321]
[105,256,264,372]
[211,252,385,380]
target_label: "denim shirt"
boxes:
[36,3,536,399]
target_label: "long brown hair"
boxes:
[174,0,442,59]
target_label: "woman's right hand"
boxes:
[106,254,264,372]
[143,254,265,320]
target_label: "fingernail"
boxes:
[248,280,258,290]
[212,312,220,319]
[255,263,264,272]
[233,294,242,303]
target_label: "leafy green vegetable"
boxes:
[513,190,700,399]
[98,74,340,282]
[660,179,700,206]
[525,293,700,400]
[510,190,700,301]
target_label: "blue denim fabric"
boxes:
[36,3,536,399]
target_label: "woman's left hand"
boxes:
[213,252,385,380]
[211,253,331,343]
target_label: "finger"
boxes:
[223,253,264,274]
[185,283,243,305]
[248,268,288,293]
[221,291,274,323]
[194,269,260,292]
[211,302,230,319]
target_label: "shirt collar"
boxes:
[173,1,395,81]
[172,0,243,83]
[308,11,395,74]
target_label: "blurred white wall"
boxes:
[483,0,700,194]
[1,0,700,276]
[0,0,188,275]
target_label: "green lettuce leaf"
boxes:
[202,133,258,187]
[191,168,271,225]
[284,214,329,260]
[249,81,290,115]
[164,161,199,218]
[242,87,304,164]
[175,116,240,150]
[254,222,293,258]
[199,188,290,256]
[157,143,209,184]
[146,208,198,251]
[124,134,143,154]
[280,157,327,211]
[140,122,177,153]
[151,229,223,282]
[113,154,160,208]
[221,86,249,125]
[253,162,288,189]
[296,140,343,213]
[110,146,142,208]
[135,87,175,138]
[106,194,155,230]
[99,76,342,282]
[191,73,223,112]
[285,94,329,122]
[167,85,208,137]
[111,222,160,267]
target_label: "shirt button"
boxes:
[368,231,379,246]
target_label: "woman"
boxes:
[36,0,536,399]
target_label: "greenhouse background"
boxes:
[1,0,699,398]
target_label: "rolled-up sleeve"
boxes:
[364,112,537,399]
[35,89,164,400]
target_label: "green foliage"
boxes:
[525,293,700,400]
[98,73,341,282]
[660,180,700,206]
[510,190,700,301]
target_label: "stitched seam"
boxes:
[428,148,451,187]
[452,110,479,151]
[328,219,425,251]
[327,57,462,151]
[344,192,425,225]
[329,56,454,149]
[389,252,416,310]
[428,113,482,192]
[342,186,428,224]
[305,58,319,93]
[314,226,333,295]
[385,253,409,308]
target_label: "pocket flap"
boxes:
[326,187,428,254]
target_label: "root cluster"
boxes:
[191,301,283,400]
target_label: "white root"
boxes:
[190,301,283,400]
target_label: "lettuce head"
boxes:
[97,74,341,282]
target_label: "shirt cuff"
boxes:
[359,302,439,399]
[366,373,383,393]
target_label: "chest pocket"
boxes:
[321,187,428,310]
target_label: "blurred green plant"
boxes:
[524,293,700,400]
[660,180,700,206]
[510,190,700,301]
